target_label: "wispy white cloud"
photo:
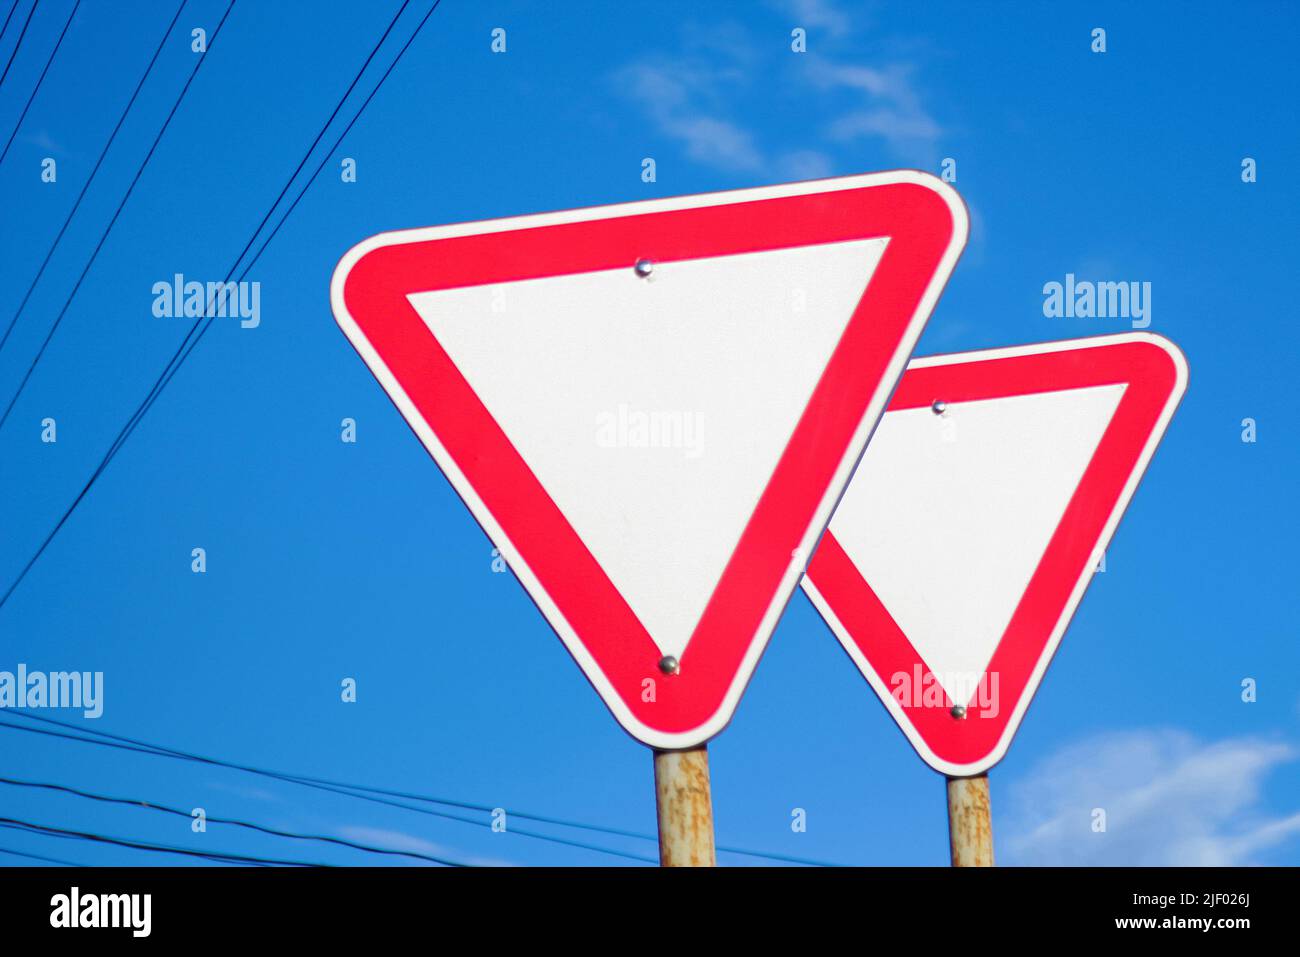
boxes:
[614,5,942,176]
[772,0,855,38]
[780,149,836,180]
[338,825,517,867]
[1002,729,1300,866]
[204,780,287,804]
[23,130,62,153]
[810,61,943,153]
[828,106,942,149]
[618,60,766,173]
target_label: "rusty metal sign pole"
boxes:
[946,773,994,866]
[653,745,717,866]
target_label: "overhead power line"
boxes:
[0,0,187,357]
[0,818,323,866]
[0,842,83,866]
[0,774,467,866]
[0,2,22,49]
[0,0,78,166]
[102,0,443,473]
[0,0,442,612]
[0,0,234,434]
[105,0,422,458]
[0,0,36,90]
[0,710,834,866]
[0,715,658,865]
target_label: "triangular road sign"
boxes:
[803,333,1187,774]
[331,172,967,749]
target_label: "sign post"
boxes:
[946,774,993,867]
[804,334,1187,865]
[653,747,716,867]
[331,171,967,865]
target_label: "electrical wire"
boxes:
[0,842,82,866]
[0,1,438,610]
[0,818,324,866]
[2,713,652,852]
[0,711,834,866]
[0,774,468,866]
[0,0,186,356]
[0,0,77,166]
[0,0,35,90]
[106,0,442,470]
[0,716,659,864]
[0,0,234,434]
[0,1,23,60]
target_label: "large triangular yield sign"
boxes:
[803,333,1187,775]
[330,172,967,749]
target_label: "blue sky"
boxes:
[0,0,1296,866]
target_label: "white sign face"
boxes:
[803,334,1187,775]
[406,237,891,662]
[332,172,968,749]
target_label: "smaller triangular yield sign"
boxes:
[331,172,967,749]
[803,334,1187,775]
